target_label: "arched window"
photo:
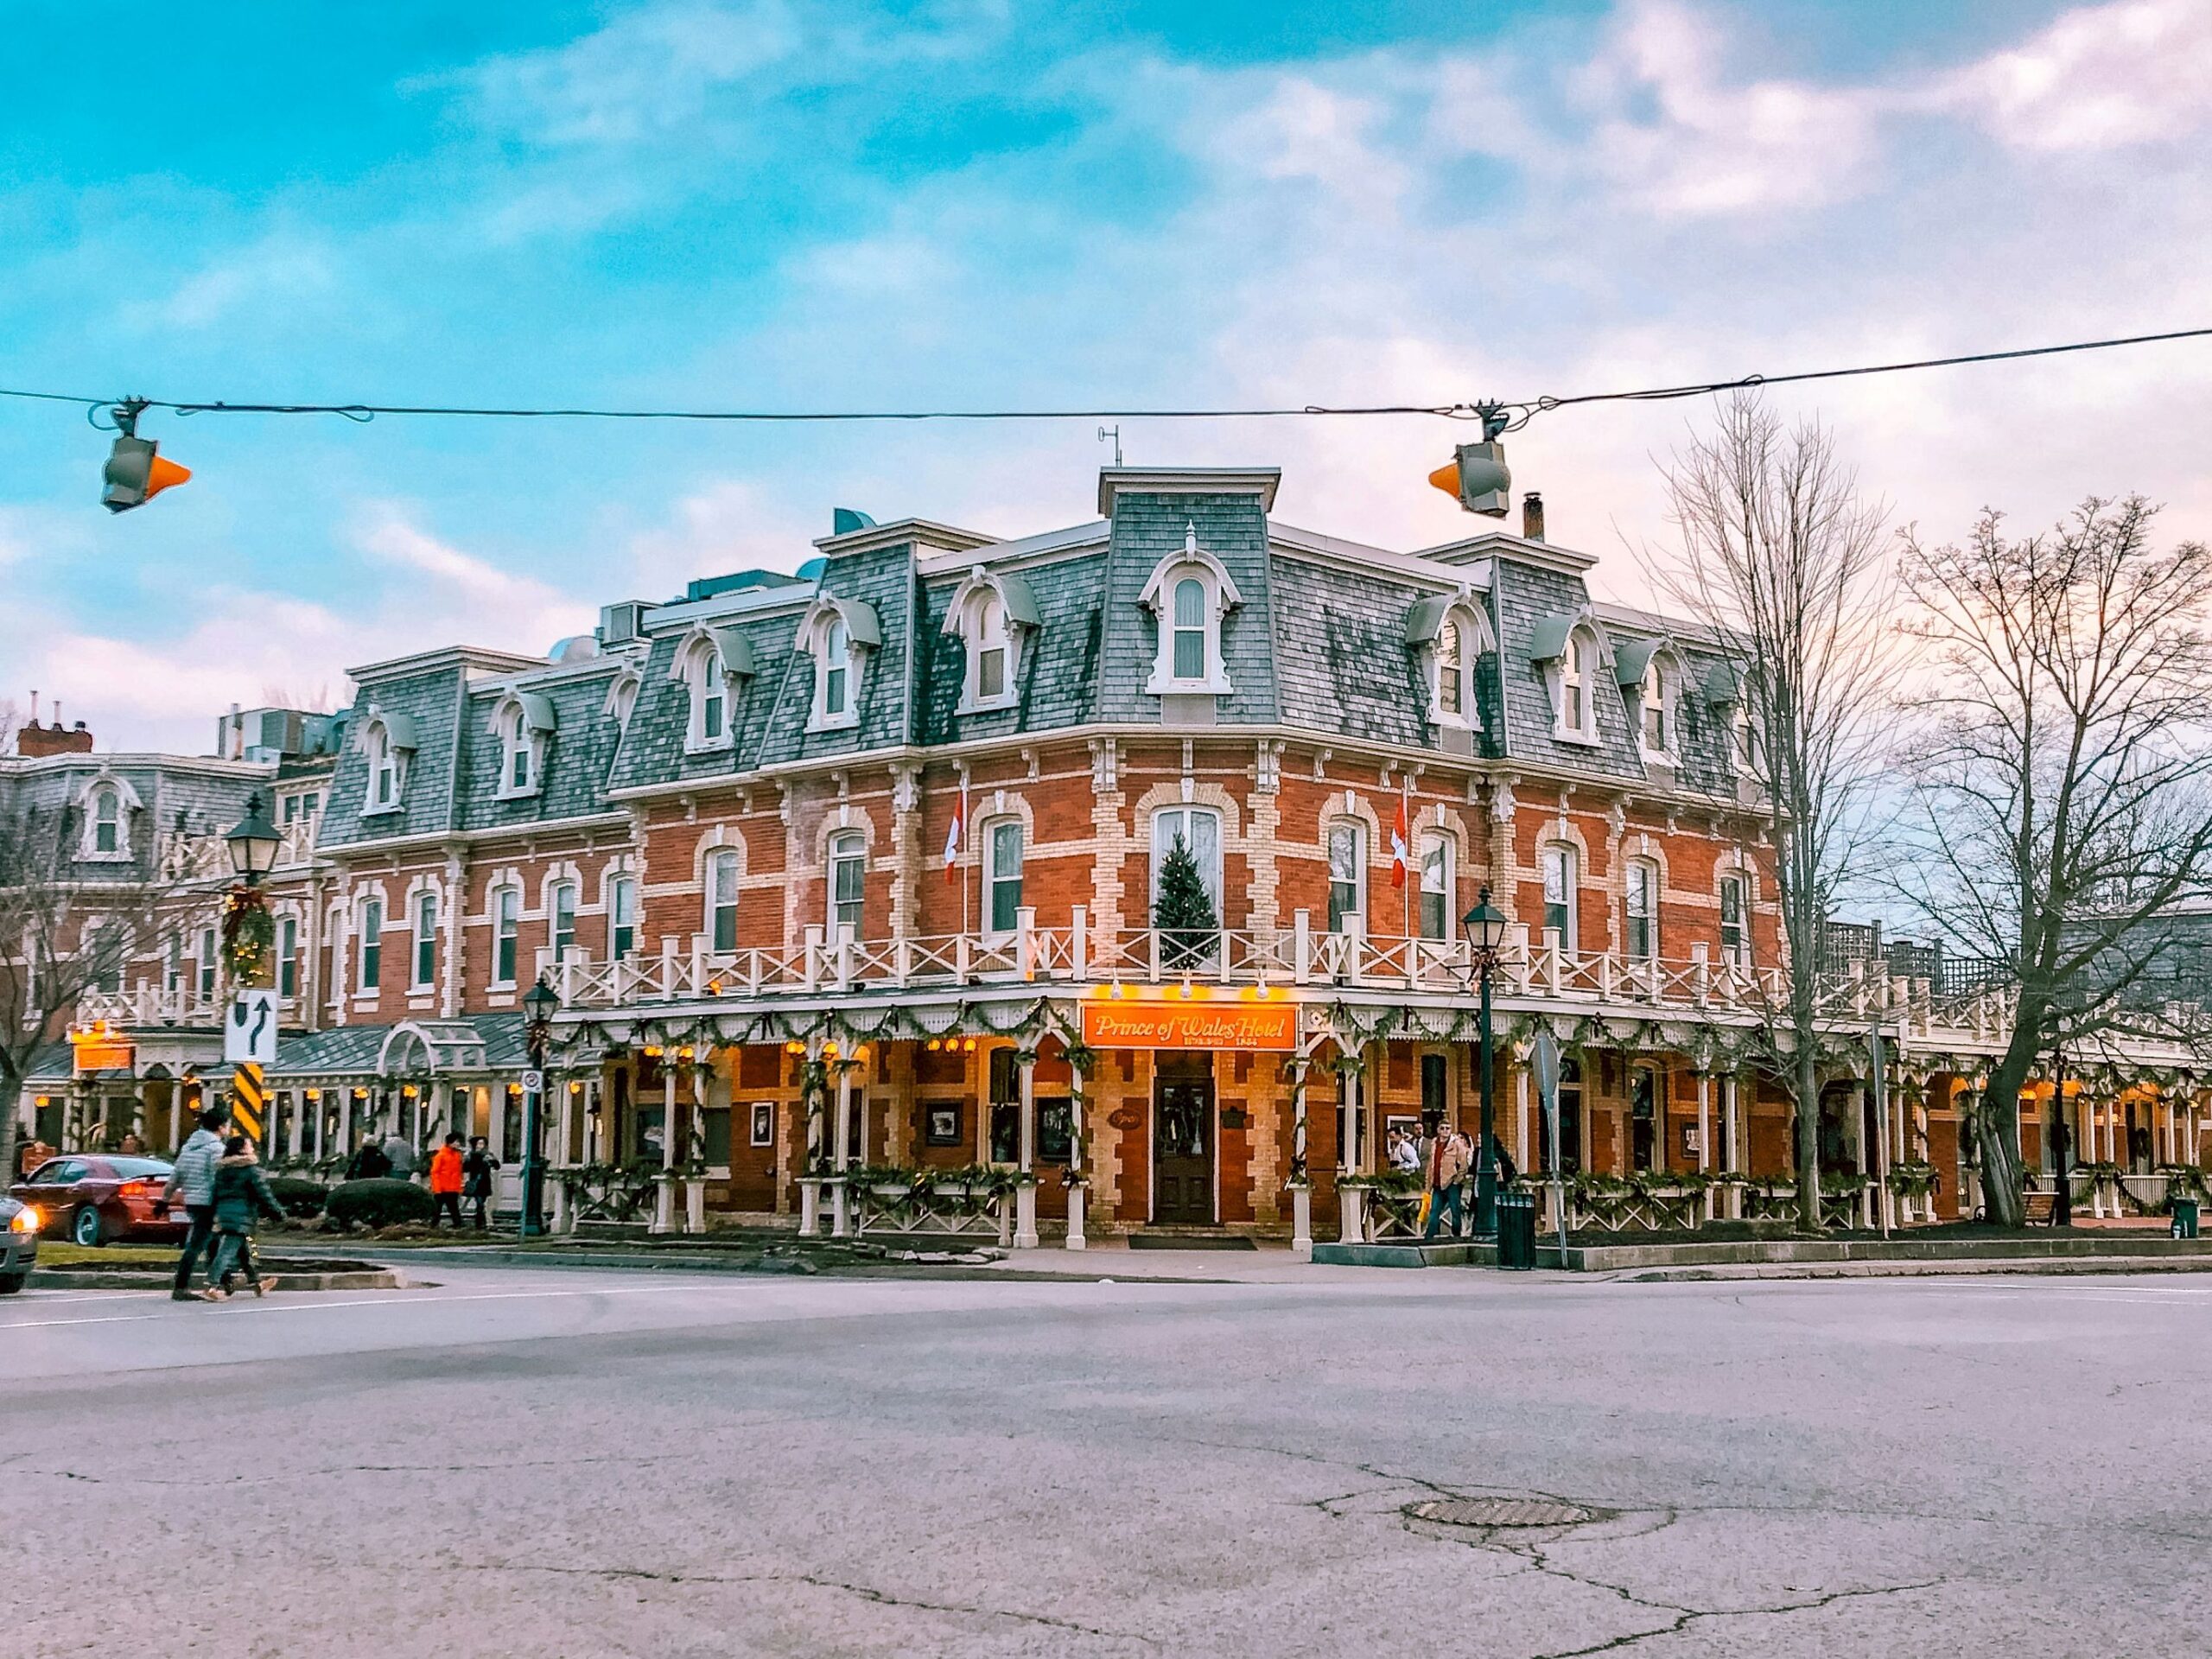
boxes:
[1641,660,1671,753]
[1541,844,1578,950]
[360,713,416,813]
[1140,525,1241,696]
[492,691,559,798]
[944,569,1038,715]
[1326,819,1367,934]
[92,787,121,855]
[1719,874,1749,966]
[1150,806,1223,912]
[823,617,850,719]
[1625,860,1659,960]
[550,880,578,961]
[493,886,520,986]
[1561,630,1595,740]
[358,899,383,993]
[984,820,1024,937]
[706,852,740,952]
[1418,833,1453,941]
[828,832,865,937]
[1438,622,1465,718]
[411,888,439,989]
[607,874,638,961]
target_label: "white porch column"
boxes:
[652,1062,678,1234]
[798,1040,823,1236]
[1066,1049,1089,1251]
[1696,1071,1713,1222]
[1720,1075,1742,1219]
[1014,1051,1039,1249]
[1290,1058,1313,1260]
[830,1058,855,1238]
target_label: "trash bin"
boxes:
[2172,1198,2200,1240]
[1496,1192,1538,1270]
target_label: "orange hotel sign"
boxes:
[1080,997,1298,1053]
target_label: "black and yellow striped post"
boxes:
[231,1062,266,1144]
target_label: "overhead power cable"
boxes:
[3,324,2209,431]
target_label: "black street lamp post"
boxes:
[1460,887,1510,1236]
[520,975,559,1239]
[2050,1039,2073,1230]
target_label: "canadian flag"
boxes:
[1389,791,1410,888]
[944,786,967,886]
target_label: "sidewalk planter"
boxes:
[556,1163,661,1228]
[1338,1174,1426,1242]
[1567,1174,1709,1234]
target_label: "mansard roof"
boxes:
[309,462,1751,835]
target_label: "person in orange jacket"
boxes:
[428,1133,466,1230]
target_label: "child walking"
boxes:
[202,1135,284,1300]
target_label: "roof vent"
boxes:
[598,601,648,645]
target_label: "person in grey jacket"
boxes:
[202,1138,284,1300]
[163,1107,231,1302]
[382,1128,416,1181]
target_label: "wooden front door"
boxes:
[1153,1054,1215,1225]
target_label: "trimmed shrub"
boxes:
[326,1178,435,1230]
[266,1177,331,1220]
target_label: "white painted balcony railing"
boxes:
[76,984,230,1027]
[532,906,2037,1048]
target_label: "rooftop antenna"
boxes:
[1097,424,1122,467]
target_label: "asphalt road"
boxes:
[4,1263,2209,1657]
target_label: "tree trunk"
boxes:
[1977,1030,2037,1228]
[1795,1044,1821,1231]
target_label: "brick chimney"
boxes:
[1522,492,1546,543]
[17,720,93,758]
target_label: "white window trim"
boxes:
[1548,626,1604,747]
[981,817,1025,942]
[1325,818,1368,935]
[490,885,522,989]
[357,899,385,995]
[487,693,553,800]
[1148,805,1225,913]
[798,598,877,734]
[410,888,439,991]
[671,630,740,754]
[549,880,579,963]
[359,714,414,816]
[1416,830,1455,941]
[1424,602,1494,735]
[74,772,143,861]
[704,852,741,953]
[607,872,639,962]
[944,569,1033,715]
[1541,844,1580,950]
[1625,859,1660,960]
[827,831,867,937]
[1139,524,1241,697]
[1631,645,1685,766]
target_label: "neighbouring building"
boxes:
[12,466,2210,1243]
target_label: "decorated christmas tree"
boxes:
[1154,834,1219,968]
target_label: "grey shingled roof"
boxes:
[321,664,467,845]
[914,552,1107,745]
[1094,491,1280,724]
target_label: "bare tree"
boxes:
[0,797,171,1179]
[1643,393,1894,1230]
[1893,497,2212,1225]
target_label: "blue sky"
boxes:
[3,0,2209,750]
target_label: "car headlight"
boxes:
[9,1205,39,1235]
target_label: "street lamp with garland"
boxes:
[1459,887,1511,1235]
[520,975,559,1239]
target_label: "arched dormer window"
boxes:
[1529,613,1607,746]
[797,596,881,733]
[1139,523,1241,696]
[670,626,753,753]
[75,772,143,860]
[944,567,1039,714]
[604,664,643,731]
[487,690,556,799]
[1407,594,1496,734]
[359,711,419,815]
[1616,638,1685,763]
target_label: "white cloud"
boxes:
[354,506,594,654]
[1941,0,2212,152]
[124,238,338,331]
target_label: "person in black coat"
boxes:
[346,1135,392,1183]
[462,1136,500,1230]
[204,1138,285,1300]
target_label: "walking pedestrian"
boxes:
[162,1107,230,1302]
[462,1136,499,1230]
[201,1136,284,1300]
[382,1126,416,1182]
[428,1134,465,1229]
[1422,1123,1471,1240]
[346,1133,391,1182]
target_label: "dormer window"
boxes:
[1618,639,1682,764]
[489,691,556,799]
[75,772,142,860]
[798,596,881,734]
[671,627,752,753]
[944,568,1039,714]
[1640,659,1670,753]
[1531,615,1604,746]
[1140,524,1241,696]
[359,711,418,815]
[1408,594,1494,735]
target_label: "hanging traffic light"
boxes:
[100,400,190,512]
[1427,403,1512,518]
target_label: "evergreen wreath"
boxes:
[221,885,276,987]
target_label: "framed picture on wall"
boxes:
[1038,1098,1073,1164]
[926,1103,963,1147]
[750,1102,774,1147]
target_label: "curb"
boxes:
[28,1268,407,1293]
[1607,1255,2212,1282]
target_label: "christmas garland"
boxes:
[221,886,276,986]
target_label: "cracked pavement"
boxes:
[5,1265,2209,1656]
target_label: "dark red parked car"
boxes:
[9,1156,189,1248]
